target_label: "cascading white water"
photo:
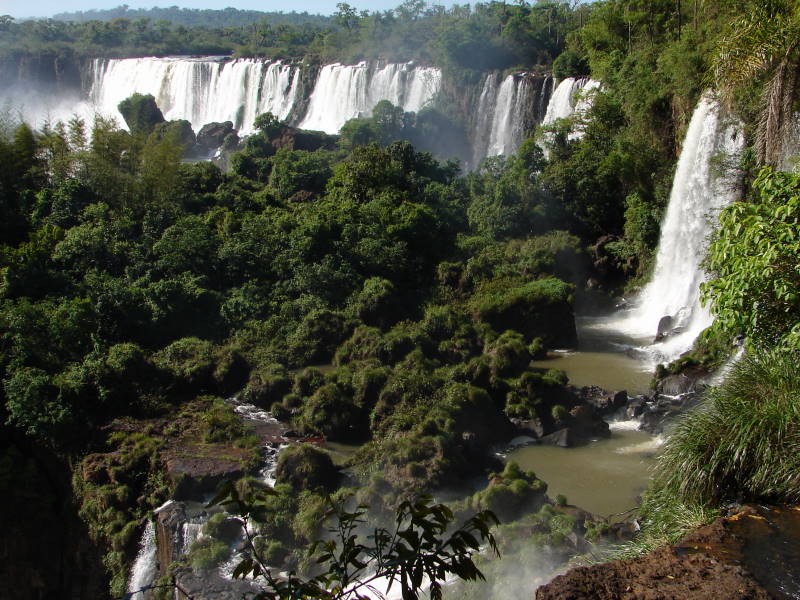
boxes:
[90,57,303,134]
[471,73,500,165]
[127,520,158,596]
[471,73,554,167]
[602,95,744,366]
[485,75,531,157]
[539,77,601,148]
[298,62,441,134]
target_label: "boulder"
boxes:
[657,373,697,396]
[584,388,629,415]
[117,93,165,135]
[166,453,246,500]
[513,417,545,438]
[540,428,572,447]
[271,126,338,152]
[197,121,235,153]
[655,315,674,342]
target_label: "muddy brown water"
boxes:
[505,426,660,518]
[532,350,652,394]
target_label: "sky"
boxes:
[2,0,455,19]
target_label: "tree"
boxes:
[712,0,800,165]
[701,167,800,349]
[208,483,499,600]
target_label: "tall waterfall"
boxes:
[90,57,303,134]
[127,520,158,596]
[298,62,441,134]
[604,95,744,366]
[471,73,552,167]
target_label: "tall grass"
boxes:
[617,349,800,557]
[649,349,800,506]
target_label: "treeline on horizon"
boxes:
[50,6,333,29]
[1,0,584,72]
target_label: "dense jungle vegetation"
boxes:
[1,0,799,598]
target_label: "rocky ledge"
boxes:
[536,505,800,600]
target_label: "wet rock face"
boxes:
[535,505,800,600]
[174,565,257,600]
[197,121,235,153]
[166,453,247,500]
[0,432,109,600]
[155,502,188,571]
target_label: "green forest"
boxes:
[1,1,799,599]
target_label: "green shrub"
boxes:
[647,350,800,507]
[203,512,241,543]
[275,444,340,493]
[244,364,292,408]
[188,537,231,571]
[200,398,247,443]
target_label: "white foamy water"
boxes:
[541,77,599,128]
[608,418,642,432]
[471,73,552,167]
[538,77,601,151]
[90,57,303,134]
[614,435,665,455]
[299,61,441,134]
[599,95,744,368]
[0,87,97,131]
[127,520,158,595]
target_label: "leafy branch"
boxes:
[207,481,500,600]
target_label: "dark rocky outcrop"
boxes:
[536,505,800,600]
[539,404,610,448]
[197,121,236,154]
[152,119,196,148]
[166,450,248,500]
[0,427,109,600]
[173,566,257,600]
[118,93,166,135]
[270,126,338,152]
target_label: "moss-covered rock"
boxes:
[274,444,340,493]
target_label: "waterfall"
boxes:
[471,73,552,167]
[298,62,441,134]
[539,77,601,148]
[486,75,531,157]
[127,520,158,596]
[90,57,303,134]
[603,95,744,366]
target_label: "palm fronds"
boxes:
[712,0,800,165]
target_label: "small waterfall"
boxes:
[485,75,531,157]
[471,73,552,167]
[470,73,500,165]
[540,77,600,144]
[298,61,441,134]
[602,95,744,366]
[90,57,303,134]
[127,520,158,596]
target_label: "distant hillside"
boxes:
[51,5,333,28]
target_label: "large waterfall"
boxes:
[90,57,303,134]
[88,57,441,137]
[603,95,744,366]
[299,62,441,134]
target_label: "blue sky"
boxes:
[4,0,454,19]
